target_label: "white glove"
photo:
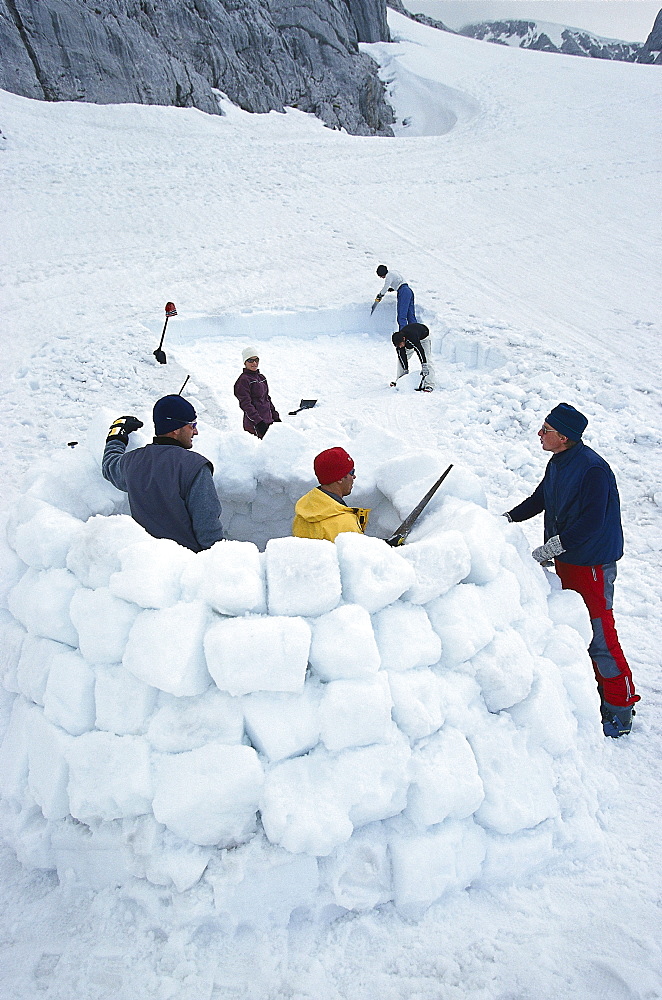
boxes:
[531,535,565,563]
[421,363,430,376]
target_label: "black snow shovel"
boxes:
[288,399,318,416]
[153,301,177,364]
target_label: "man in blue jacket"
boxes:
[102,395,223,552]
[505,403,639,738]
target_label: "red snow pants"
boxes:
[554,560,639,708]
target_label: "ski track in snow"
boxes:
[1,9,661,999]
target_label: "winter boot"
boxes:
[602,702,634,739]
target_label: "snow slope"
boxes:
[0,9,661,999]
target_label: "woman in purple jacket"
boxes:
[233,346,281,438]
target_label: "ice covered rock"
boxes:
[387,667,446,741]
[123,600,211,696]
[8,566,80,646]
[335,533,416,613]
[69,586,139,664]
[319,673,394,751]
[181,539,265,615]
[400,531,471,604]
[372,601,441,672]
[66,731,153,822]
[147,687,244,752]
[406,726,484,828]
[308,603,381,681]
[109,537,194,609]
[204,615,310,696]
[243,683,321,762]
[43,648,96,736]
[66,514,147,589]
[152,743,263,847]
[265,536,341,617]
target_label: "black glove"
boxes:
[107,415,143,445]
[255,421,269,439]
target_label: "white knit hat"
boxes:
[242,346,260,363]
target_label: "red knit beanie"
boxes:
[314,447,354,485]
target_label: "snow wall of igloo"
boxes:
[0,408,608,924]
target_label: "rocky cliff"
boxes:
[0,0,394,134]
[458,19,645,62]
[636,7,662,63]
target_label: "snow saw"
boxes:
[385,463,453,546]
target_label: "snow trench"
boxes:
[0,418,607,925]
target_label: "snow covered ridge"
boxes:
[0,416,608,923]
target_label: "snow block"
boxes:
[66,731,153,822]
[10,498,83,570]
[123,601,211,697]
[25,705,73,820]
[243,684,321,762]
[372,601,441,672]
[308,603,381,681]
[390,818,487,919]
[400,531,471,604]
[43,648,96,736]
[8,566,80,646]
[109,538,194,609]
[66,513,147,589]
[180,539,266,615]
[406,726,484,829]
[69,586,139,664]
[470,627,534,713]
[152,743,264,847]
[15,635,68,706]
[322,824,392,911]
[95,664,158,736]
[265,536,341,617]
[387,667,446,741]
[319,673,394,751]
[427,583,495,668]
[334,533,416,613]
[204,615,310,696]
[146,687,244,753]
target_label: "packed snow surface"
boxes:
[0,9,661,1000]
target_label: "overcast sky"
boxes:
[402,2,660,41]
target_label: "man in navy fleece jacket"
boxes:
[505,402,639,738]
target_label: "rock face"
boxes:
[0,0,394,135]
[457,19,649,63]
[636,7,662,63]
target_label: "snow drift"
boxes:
[0,414,607,924]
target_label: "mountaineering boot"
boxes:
[602,702,634,739]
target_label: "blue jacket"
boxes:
[508,442,623,566]
[102,437,223,552]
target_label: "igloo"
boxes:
[0,415,607,925]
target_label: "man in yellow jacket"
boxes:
[292,447,370,542]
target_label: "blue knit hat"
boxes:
[545,402,588,441]
[153,395,196,435]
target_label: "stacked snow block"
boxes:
[0,421,607,924]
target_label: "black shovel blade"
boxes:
[288,398,318,415]
[153,348,167,364]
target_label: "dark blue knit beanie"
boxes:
[153,395,196,435]
[545,402,588,441]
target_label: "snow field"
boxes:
[0,415,608,924]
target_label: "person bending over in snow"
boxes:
[372,264,417,330]
[391,323,435,392]
[292,447,370,543]
[102,395,223,553]
[504,402,639,739]
[233,347,281,439]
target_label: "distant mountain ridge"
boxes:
[0,0,395,135]
[389,2,662,65]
